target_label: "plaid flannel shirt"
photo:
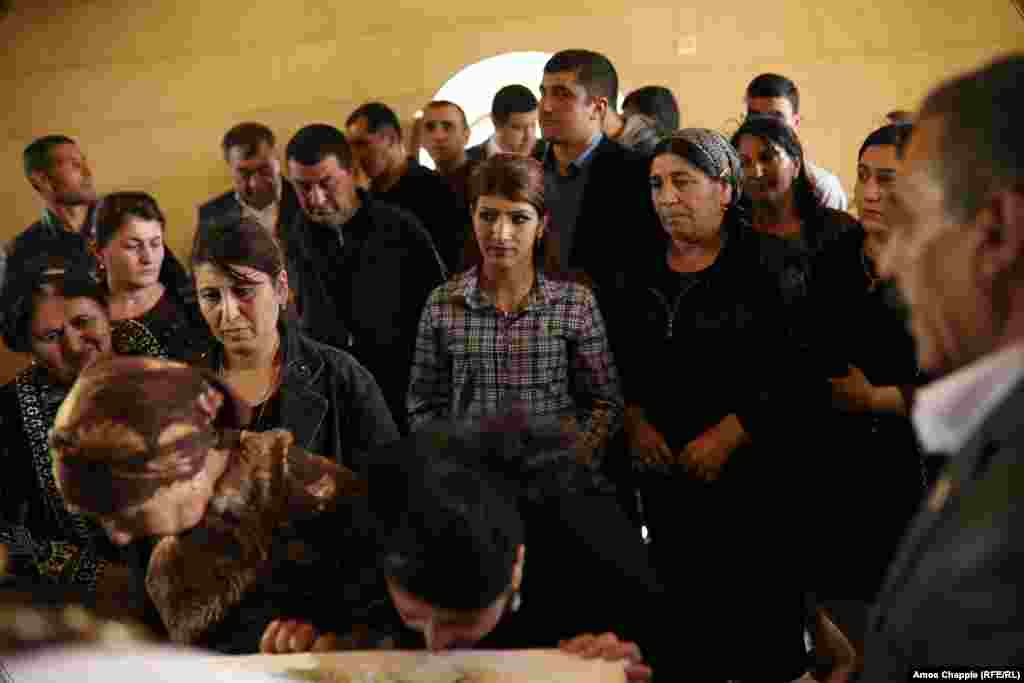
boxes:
[407,268,622,473]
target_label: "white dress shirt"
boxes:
[913,341,1024,455]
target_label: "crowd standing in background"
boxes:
[1,45,1023,683]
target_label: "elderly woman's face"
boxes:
[736,134,801,204]
[195,264,287,354]
[30,295,112,386]
[649,153,730,246]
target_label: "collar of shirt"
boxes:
[912,340,1024,455]
[42,204,97,241]
[235,183,282,228]
[543,133,604,177]
[460,266,560,312]
[484,134,503,159]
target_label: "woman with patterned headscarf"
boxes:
[49,356,376,654]
[612,129,817,682]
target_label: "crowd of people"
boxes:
[0,46,1022,683]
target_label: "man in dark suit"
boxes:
[863,53,1024,680]
[466,84,546,163]
[197,122,299,240]
[537,50,658,300]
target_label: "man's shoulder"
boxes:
[197,190,239,222]
[364,198,436,245]
[465,143,486,163]
[805,161,849,211]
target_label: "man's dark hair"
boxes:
[916,53,1024,222]
[221,122,275,161]
[746,73,800,115]
[346,102,402,139]
[543,50,618,105]
[23,135,76,178]
[425,100,468,130]
[858,124,914,162]
[285,123,353,170]
[371,430,525,611]
[491,85,538,127]
[623,86,680,134]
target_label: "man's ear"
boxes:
[275,268,290,306]
[588,95,610,123]
[792,112,802,130]
[979,188,1024,283]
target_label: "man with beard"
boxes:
[283,123,445,432]
[197,122,300,243]
[538,50,658,302]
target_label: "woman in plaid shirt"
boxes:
[407,154,623,484]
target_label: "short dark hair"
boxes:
[191,217,285,287]
[285,123,353,170]
[491,85,538,127]
[94,192,166,250]
[424,100,468,130]
[346,102,402,138]
[858,123,914,162]
[916,53,1024,222]
[23,135,76,178]
[544,50,618,105]
[623,86,680,134]
[886,110,915,125]
[221,122,275,161]
[746,73,800,115]
[0,255,107,353]
[371,430,526,611]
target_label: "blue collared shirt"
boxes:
[543,133,604,268]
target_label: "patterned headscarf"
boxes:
[653,128,745,206]
[50,357,244,515]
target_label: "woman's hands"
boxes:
[559,632,652,681]
[260,619,341,654]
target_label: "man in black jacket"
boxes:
[538,50,659,302]
[284,124,446,433]
[197,122,300,241]
[3,136,193,327]
[346,103,464,273]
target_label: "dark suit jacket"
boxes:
[862,377,1024,680]
[549,136,660,303]
[196,181,300,241]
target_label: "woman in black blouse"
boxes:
[93,192,211,361]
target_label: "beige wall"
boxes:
[1,0,1022,381]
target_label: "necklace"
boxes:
[221,336,282,430]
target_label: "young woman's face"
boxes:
[473,195,545,272]
[100,217,165,293]
[856,143,902,261]
[30,294,112,386]
[194,264,287,354]
[736,134,801,205]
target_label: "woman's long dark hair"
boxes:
[730,116,827,244]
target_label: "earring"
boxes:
[510,591,522,613]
